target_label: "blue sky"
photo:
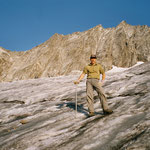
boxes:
[0,0,150,51]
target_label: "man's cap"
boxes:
[90,54,97,59]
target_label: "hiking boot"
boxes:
[103,109,113,115]
[88,112,95,117]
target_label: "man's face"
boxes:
[90,58,96,64]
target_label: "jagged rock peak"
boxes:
[90,24,103,30]
[48,33,64,40]
[116,20,131,28]
[120,20,128,25]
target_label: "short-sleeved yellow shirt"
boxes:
[83,63,104,80]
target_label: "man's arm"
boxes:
[74,72,85,84]
[78,72,85,81]
[101,73,105,85]
[102,73,105,81]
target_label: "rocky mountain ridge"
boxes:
[0,21,150,82]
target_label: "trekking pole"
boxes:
[75,84,78,118]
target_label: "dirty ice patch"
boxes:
[25,146,40,150]
[5,107,29,116]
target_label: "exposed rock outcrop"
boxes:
[0,62,150,150]
[0,21,150,82]
[0,47,12,78]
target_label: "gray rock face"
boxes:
[0,62,150,150]
[0,47,12,78]
[0,21,150,82]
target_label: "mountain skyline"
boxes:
[1,20,150,52]
[0,0,150,51]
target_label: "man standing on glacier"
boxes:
[74,54,113,117]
